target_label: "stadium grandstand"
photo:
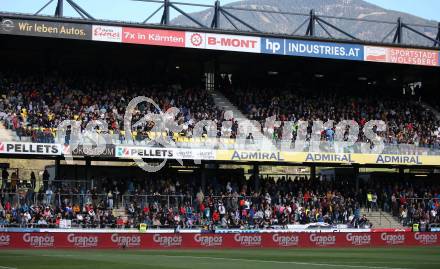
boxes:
[0,0,440,268]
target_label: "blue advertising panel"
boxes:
[261,38,364,61]
[261,38,285,54]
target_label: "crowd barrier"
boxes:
[0,232,439,249]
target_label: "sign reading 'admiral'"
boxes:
[376,155,422,165]
[231,150,284,161]
[305,153,353,163]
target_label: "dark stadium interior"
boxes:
[1,33,439,93]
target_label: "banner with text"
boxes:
[185,32,261,53]
[261,38,364,61]
[364,46,439,67]
[0,232,438,249]
[0,18,91,40]
[2,19,438,67]
[63,144,115,158]
[122,27,185,47]
[0,142,62,156]
[115,146,215,160]
[215,150,440,166]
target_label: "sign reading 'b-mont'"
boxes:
[185,31,261,53]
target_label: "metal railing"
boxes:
[378,209,393,228]
[0,192,110,206]
[0,191,192,210]
[378,197,440,227]
[17,0,440,48]
[122,194,190,209]
[0,221,207,230]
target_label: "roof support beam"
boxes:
[55,0,63,17]
[220,8,259,32]
[305,9,316,36]
[35,0,55,16]
[316,17,359,40]
[211,0,221,29]
[393,17,403,44]
[435,22,440,47]
[160,0,170,25]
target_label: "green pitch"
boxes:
[0,247,439,269]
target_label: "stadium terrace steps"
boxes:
[360,208,404,229]
[0,122,15,141]
[113,207,128,217]
[210,90,277,150]
[113,207,129,223]
[419,101,440,121]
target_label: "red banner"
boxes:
[122,27,185,47]
[365,46,439,67]
[0,232,439,249]
[389,48,438,66]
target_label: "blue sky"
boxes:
[0,0,439,22]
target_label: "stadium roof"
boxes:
[1,0,440,49]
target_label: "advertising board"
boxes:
[0,18,91,40]
[0,232,438,249]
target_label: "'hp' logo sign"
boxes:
[264,39,283,54]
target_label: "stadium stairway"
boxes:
[210,90,277,150]
[419,101,440,121]
[0,123,15,141]
[360,208,403,229]
[113,207,128,222]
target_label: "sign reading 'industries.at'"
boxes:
[261,38,364,61]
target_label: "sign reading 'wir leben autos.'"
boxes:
[0,19,91,40]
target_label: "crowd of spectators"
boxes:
[119,175,367,229]
[364,178,440,227]
[0,167,368,229]
[2,73,440,150]
[0,73,224,143]
[1,168,439,230]
[225,86,440,148]
[0,169,118,228]
[0,72,439,229]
